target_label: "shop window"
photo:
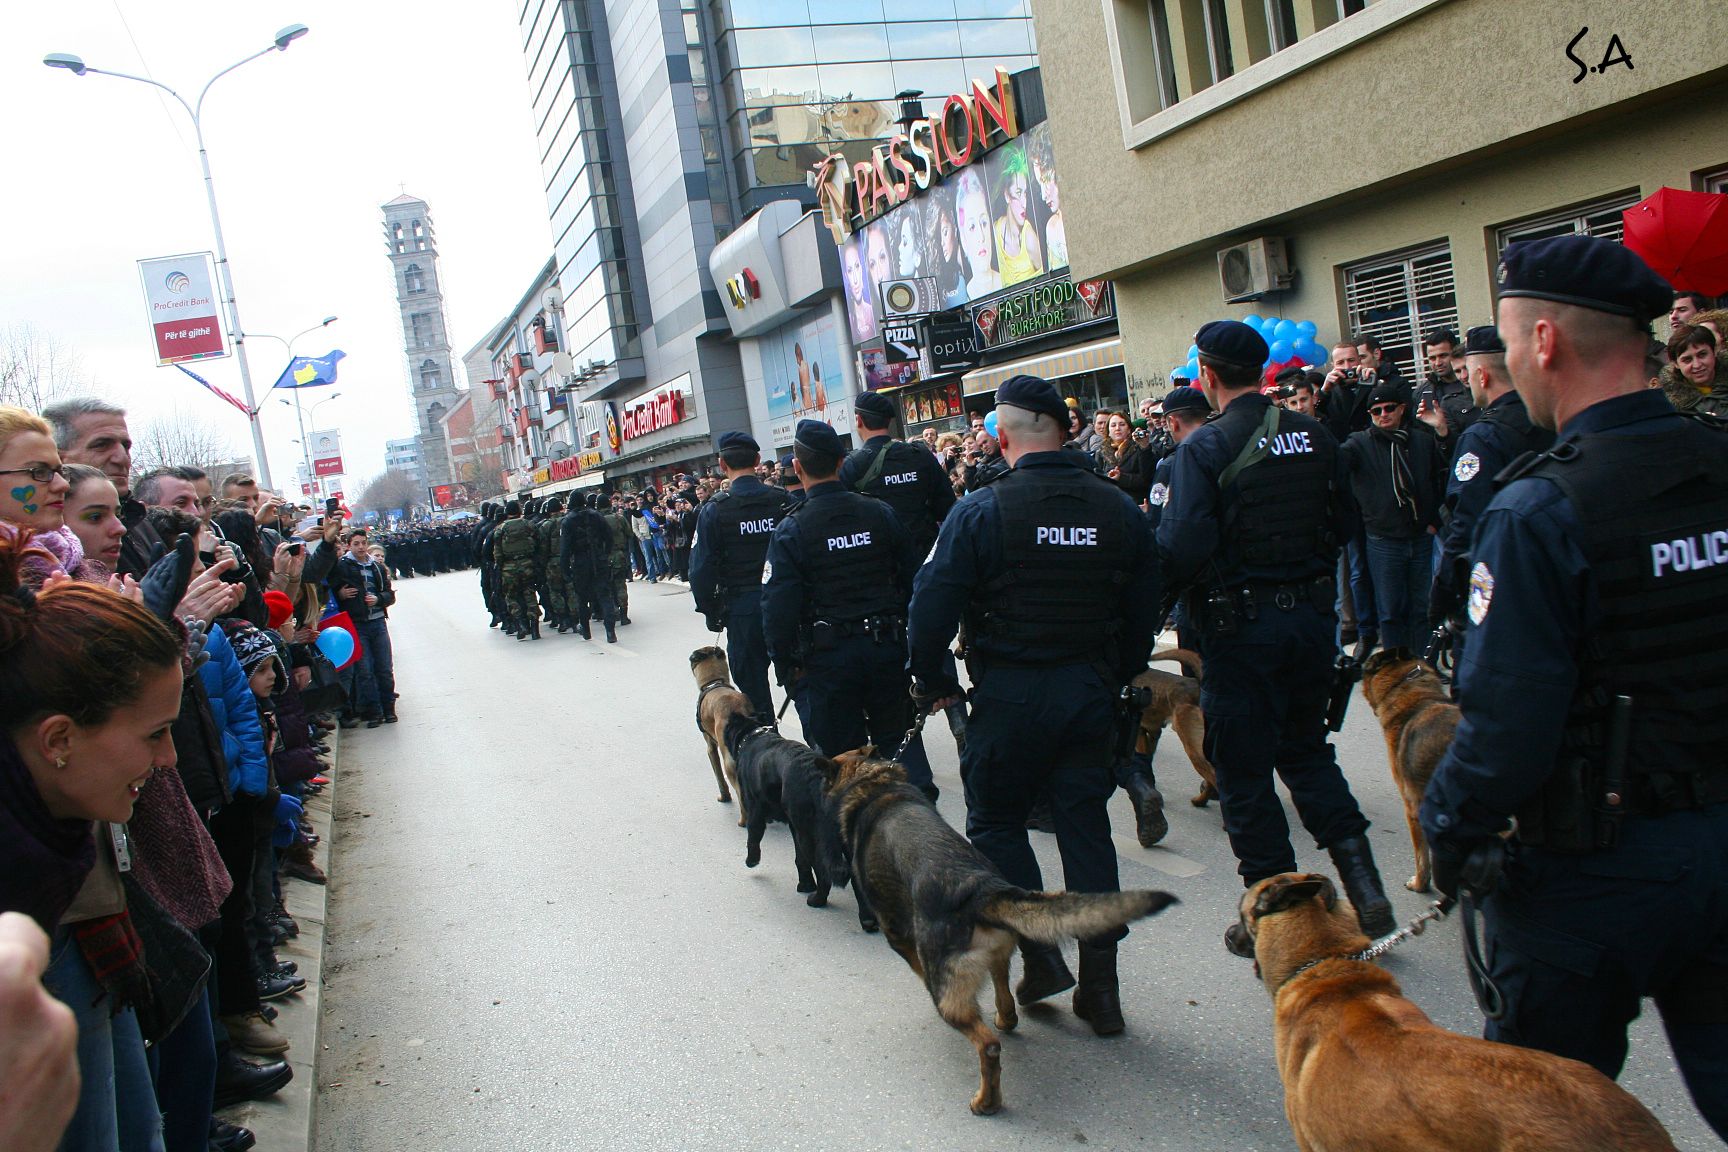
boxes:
[1494,191,1640,254]
[1342,242,1460,380]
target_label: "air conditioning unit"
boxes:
[878,276,940,320]
[1217,237,1292,303]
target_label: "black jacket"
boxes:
[1340,424,1447,539]
[326,554,394,624]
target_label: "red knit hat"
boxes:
[263,590,295,630]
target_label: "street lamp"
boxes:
[253,314,337,491]
[44,24,312,490]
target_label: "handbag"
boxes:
[119,873,211,1047]
[298,643,348,714]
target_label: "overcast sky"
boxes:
[3,2,554,492]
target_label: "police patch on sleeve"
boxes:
[1467,561,1494,625]
[1454,452,1481,483]
[1150,482,1169,507]
[761,560,772,585]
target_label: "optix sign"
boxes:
[813,69,1019,244]
[620,374,694,441]
[724,268,760,310]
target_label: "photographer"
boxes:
[961,428,1009,492]
[1317,341,1391,442]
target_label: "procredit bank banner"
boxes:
[139,253,227,366]
[310,429,344,478]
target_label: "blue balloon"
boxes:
[1170,365,1189,381]
[1272,319,1299,345]
[1242,315,1265,332]
[983,410,999,440]
[317,626,354,667]
[1270,339,1294,363]
[1294,338,1322,365]
[1296,320,1318,339]
[1185,357,1201,380]
[1261,317,1282,335]
[1186,344,1200,360]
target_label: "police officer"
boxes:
[478,504,506,628]
[560,491,612,642]
[1143,385,1209,533]
[762,419,929,793]
[536,494,574,632]
[778,453,805,505]
[1421,237,1728,1137]
[691,431,794,723]
[908,375,1160,1034]
[1427,324,1554,665]
[1158,321,1396,952]
[491,499,542,640]
[842,389,964,760]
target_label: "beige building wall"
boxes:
[1031,0,1728,380]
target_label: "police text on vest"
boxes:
[1268,431,1313,456]
[828,532,872,550]
[1037,526,1097,546]
[739,518,776,534]
[1650,530,1728,577]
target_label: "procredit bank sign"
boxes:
[813,68,1020,243]
[620,373,694,442]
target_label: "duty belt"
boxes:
[809,615,904,641]
[1238,576,1332,613]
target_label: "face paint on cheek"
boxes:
[10,485,37,515]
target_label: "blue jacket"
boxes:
[198,624,269,799]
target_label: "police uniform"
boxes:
[762,420,927,787]
[1421,237,1728,1137]
[560,493,614,641]
[778,454,805,505]
[536,496,574,631]
[1430,325,1554,661]
[1157,321,1395,946]
[908,376,1160,1033]
[691,432,794,722]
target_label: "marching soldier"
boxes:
[561,491,618,642]
[1422,237,1728,1138]
[603,495,633,626]
[762,420,927,792]
[537,494,574,632]
[690,431,793,723]
[491,499,542,640]
[1158,321,1396,952]
[908,375,1160,1034]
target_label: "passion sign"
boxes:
[814,69,1020,244]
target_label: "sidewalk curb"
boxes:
[218,729,338,1152]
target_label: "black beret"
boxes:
[716,430,759,453]
[794,418,843,457]
[854,390,896,421]
[1497,235,1673,323]
[1195,320,1269,369]
[994,374,1068,424]
[1160,385,1210,416]
[1464,324,1505,355]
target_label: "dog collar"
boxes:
[736,724,777,750]
[1277,900,1452,989]
[697,678,729,698]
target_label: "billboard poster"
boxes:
[310,429,344,478]
[765,308,851,443]
[138,252,227,365]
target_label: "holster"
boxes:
[1514,757,1598,852]
[1114,685,1150,766]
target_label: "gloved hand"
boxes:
[911,679,962,711]
[774,661,803,689]
[1428,568,1463,630]
[183,618,213,672]
[1431,837,1506,901]
[138,534,196,624]
[704,610,724,634]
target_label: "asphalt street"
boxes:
[314,569,1717,1151]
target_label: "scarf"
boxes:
[1371,424,1420,526]
[0,731,97,932]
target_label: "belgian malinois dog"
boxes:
[1132,648,1217,807]
[1237,873,1676,1152]
[689,646,755,824]
[828,751,1177,1116]
[1360,650,1459,892]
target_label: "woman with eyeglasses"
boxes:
[0,406,84,579]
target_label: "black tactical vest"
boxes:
[1216,403,1337,576]
[1477,395,1554,460]
[708,486,793,591]
[790,493,901,623]
[853,440,940,553]
[971,466,1129,666]
[1521,420,1728,830]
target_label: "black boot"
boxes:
[1123,771,1168,847]
[605,620,618,643]
[1014,941,1076,1005]
[212,1049,293,1109]
[577,616,592,640]
[1072,942,1124,1035]
[1329,835,1396,937]
[515,616,531,640]
[529,615,541,640]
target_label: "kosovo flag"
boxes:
[273,349,346,390]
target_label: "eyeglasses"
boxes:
[1368,404,1402,416]
[0,464,68,485]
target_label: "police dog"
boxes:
[1237,873,1677,1152]
[722,713,847,907]
[1132,648,1217,807]
[1360,650,1459,892]
[829,750,1177,1116]
[689,646,753,822]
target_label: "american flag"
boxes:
[174,363,252,417]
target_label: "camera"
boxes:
[288,541,303,556]
[1342,368,1360,384]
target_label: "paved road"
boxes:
[315,569,1715,1151]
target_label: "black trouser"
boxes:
[724,590,772,723]
[796,632,931,787]
[206,798,262,1014]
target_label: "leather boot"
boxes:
[1329,835,1396,937]
[605,621,618,644]
[212,1050,293,1110]
[1014,941,1075,1005]
[1071,941,1125,1035]
[1123,771,1168,847]
[529,615,541,640]
[577,617,592,640]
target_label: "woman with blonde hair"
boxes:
[0,406,82,578]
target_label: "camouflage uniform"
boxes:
[537,510,571,629]
[492,516,542,636]
[605,508,633,623]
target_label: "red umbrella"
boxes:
[1621,187,1728,296]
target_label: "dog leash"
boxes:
[890,706,933,763]
[1307,895,1504,1021]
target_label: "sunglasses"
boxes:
[1368,404,1402,416]
[0,463,68,485]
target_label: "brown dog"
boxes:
[1237,873,1676,1152]
[1132,648,1217,807]
[1360,650,1459,892]
[689,646,755,824]
[829,751,1177,1115]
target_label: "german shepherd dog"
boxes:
[1360,650,1459,892]
[1132,648,1218,807]
[1237,874,1676,1152]
[689,646,755,824]
[829,752,1177,1116]
[721,711,848,908]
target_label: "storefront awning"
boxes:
[961,337,1123,397]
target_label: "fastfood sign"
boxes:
[813,69,1019,244]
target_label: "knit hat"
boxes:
[223,620,285,695]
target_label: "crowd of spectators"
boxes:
[0,395,395,1152]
